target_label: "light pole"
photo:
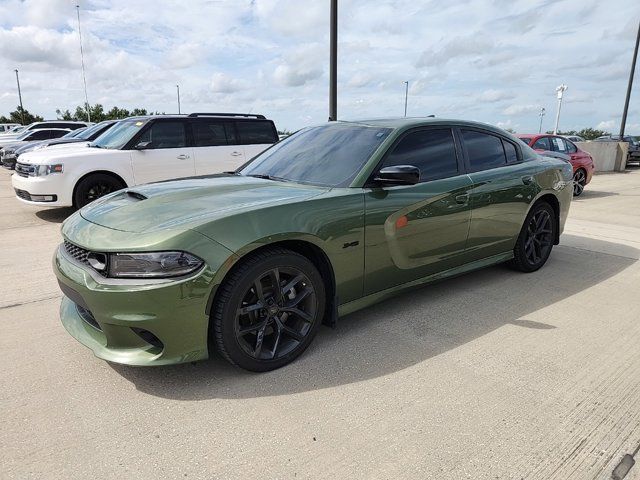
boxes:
[538,107,545,134]
[620,20,639,138]
[328,0,337,121]
[14,69,25,124]
[176,85,181,114]
[76,4,90,122]
[403,81,409,117]
[553,84,567,134]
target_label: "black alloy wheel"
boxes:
[573,169,586,196]
[212,248,325,371]
[74,173,124,209]
[510,201,556,273]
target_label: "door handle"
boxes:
[455,194,469,204]
[522,175,534,185]
[231,151,242,157]
[176,154,190,160]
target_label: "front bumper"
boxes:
[11,171,72,207]
[54,244,218,366]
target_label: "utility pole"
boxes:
[76,4,91,122]
[620,20,639,138]
[538,107,545,134]
[14,69,25,124]
[328,0,337,121]
[553,84,567,134]
[176,85,181,114]
[403,81,409,117]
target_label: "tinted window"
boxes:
[236,121,277,145]
[462,130,507,170]
[49,130,69,139]
[240,123,392,187]
[27,130,52,140]
[193,121,229,147]
[503,140,518,163]
[518,137,533,146]
[138,121,187,149]
[532,137,552,150]
[382,129,458,181]
[566,140,577,153]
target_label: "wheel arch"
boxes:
[72,170,128,208]
[531,193,561,245]
[207,238,338,329]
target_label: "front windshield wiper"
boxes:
[245,174,290,182]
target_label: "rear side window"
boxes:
[193,121,229,147]
[551,137,567,153]
[532,137,551,150]
[382,128,458,182]
[49,130,69,139]
[139,121,187,149]
[566,140,577,153]
[27,130,51,140]
[236,121,277,145]
[462,130,506,171]
[503,140,518,163]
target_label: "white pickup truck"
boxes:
[12,113,279,208]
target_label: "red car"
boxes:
[517,134,595,196]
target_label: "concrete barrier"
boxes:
[575,141,628,172]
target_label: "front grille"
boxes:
[15,189,31,201]
[64,240,91,266]
[15,163,34,177]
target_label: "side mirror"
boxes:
[135,141,152,150]
[374,165,420,186]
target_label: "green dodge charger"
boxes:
[54,118,573,371]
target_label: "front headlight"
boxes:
[33,164,64,176]
[93,251,204,278]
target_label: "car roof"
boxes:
[341,117,510,136]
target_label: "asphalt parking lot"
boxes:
[1,168,640,480]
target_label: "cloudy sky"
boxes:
[0,0,638,133]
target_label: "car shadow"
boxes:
[35,207,75,223]
[110,235,638,400]
[574,190,619,200]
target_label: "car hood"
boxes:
[18,145,121,164]
[0,141,27,151]
[79,175,329,233]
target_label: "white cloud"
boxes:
[478,89,514,103]
[503,104,541,116]
[596,120,615,130]
[210,73,247,94]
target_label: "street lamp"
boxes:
[403,81,409,117]
[553,84,567,134]
[76,4,90,122]
[620,20,639,138]
[538,107,545,134]
[176,85,181,114]
[14,69,25,125]
[328,0,337,121]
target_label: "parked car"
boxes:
[1,128,86,169]
[0,123,20,133]
[594,135,640,160]
[563,135,585,143]
[12,113,278,208]
[2,121,118,169]
[53,117,573,370]
[2,125,28,135]
[0,120,90,142]
[0,128,72,166]
[517,134,594,196]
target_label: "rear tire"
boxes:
[73,173,125,209]
[211,248,326,372]
[573,168,586,196]
[510,201,556,273]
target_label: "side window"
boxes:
[49,130,68,139]
[461,130,507,171]
[565,140,577,153]
[532,137,551,150]
[28,130,51,140]
[236,121,277,145]
[193,121,228,147]
[551,137,567,153]
[503,139,519,163]
[138,121,187,149]
[382,128,458,182]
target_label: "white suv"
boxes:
[12,113,279,208]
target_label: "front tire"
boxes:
[211,248,326,372]
[73,173,125,209]
[510,201,556,273]
[573,168,586,196]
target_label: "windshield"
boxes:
[75,122,108,140]
[63,128,85,138]
[240,123,392,187]
[92,119,146,149]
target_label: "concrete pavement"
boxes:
[1,168,640,479]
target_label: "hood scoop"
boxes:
[125,190,148,201]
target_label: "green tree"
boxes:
[56,104,158,121]
[549,128,611,140]
[0,106,44,124]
